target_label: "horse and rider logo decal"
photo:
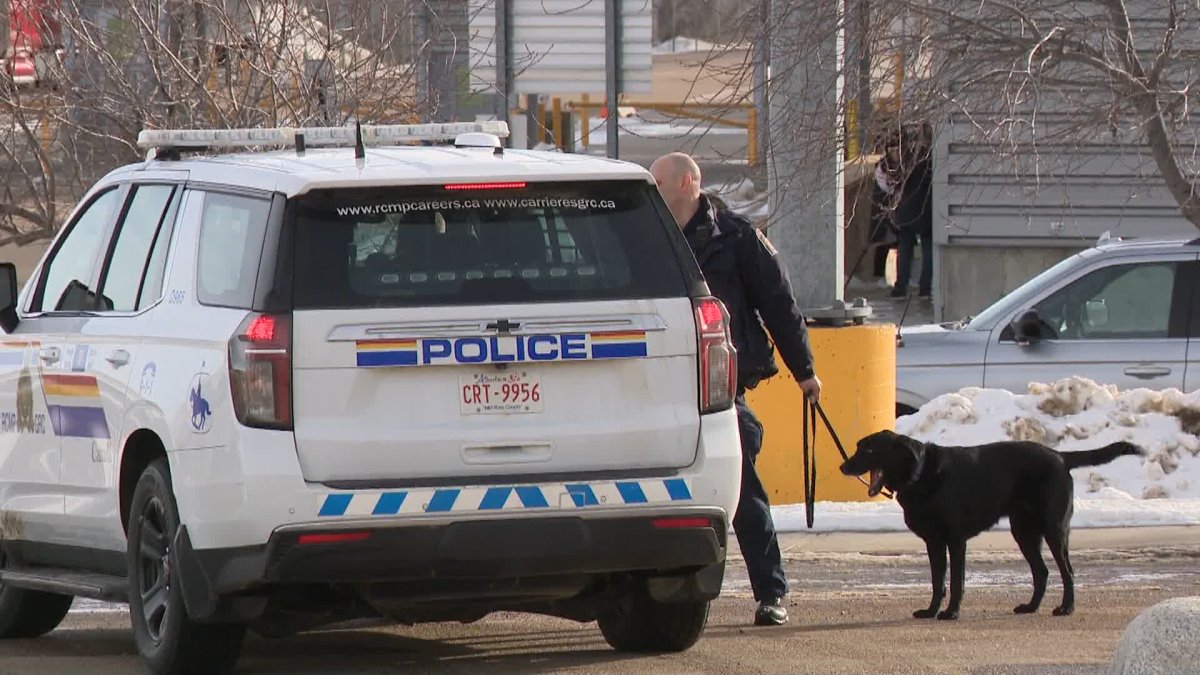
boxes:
[189,372,213,434]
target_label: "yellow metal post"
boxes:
[747,107,757,167]
[536,98,547,145]
[580,93,590,149]
[38,102,51,154]
[893,52,904,112]
[552,96,563,150]
[746,324,896,503]
[846,99,859,160]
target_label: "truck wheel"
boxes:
[598,588,709,653]
[0,565,72,638]
[127,459,245,675]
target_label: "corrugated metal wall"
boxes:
[934,111,1199,246]
[469,0,652,95]
[929,2,1200,320]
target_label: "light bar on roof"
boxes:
[136,121,510,150]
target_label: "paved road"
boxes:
[4,527,1197,674]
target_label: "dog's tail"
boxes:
[1059,441,1143,471]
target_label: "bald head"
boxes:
[650,152,703,228]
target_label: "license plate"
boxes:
[459,370,543,415]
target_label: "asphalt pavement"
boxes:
[5,526,1196,674]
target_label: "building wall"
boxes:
[926,2,1200,321]
[939,245,1079,322]
[932,110,1199,321]
[654,0,753,43]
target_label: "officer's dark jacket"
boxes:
[682,194,815,390]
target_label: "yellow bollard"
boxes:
[747,107,757,167]
[552,97,563,150]
[580,93,591,149]
[846,99,859,160]
[745,324,895,503]
[536,98,547,144]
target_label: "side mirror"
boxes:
[0,263,19,333]
[1011,309,1043,345]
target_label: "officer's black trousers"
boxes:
[733,395,788,602]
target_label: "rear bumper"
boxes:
[171,508,728,621]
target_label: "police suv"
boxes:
[0,122,741,673]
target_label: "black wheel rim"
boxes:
[137,495,171,643]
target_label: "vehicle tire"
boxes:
[597,588,709,653]
[127,459,246,675]
[0,576,73,639]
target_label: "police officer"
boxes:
[650,152,821,626]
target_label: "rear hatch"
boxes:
[287,179,702,484]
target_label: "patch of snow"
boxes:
[652,37,720,55]
[897,323,954,334]
[574,115,746,142]
[704,177,768,221]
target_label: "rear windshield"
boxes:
[291,180,689,308]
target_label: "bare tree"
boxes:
[689,0,1200,233]
[890,0,1200,228]
[0,0,423,240]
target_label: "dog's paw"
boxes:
[1013,603,1039,614]
[936,609,959,621]
[912,608,938,619]
[1052,605,1074,617]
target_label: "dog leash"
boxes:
[801,397,894,529]
[801,399,817,528]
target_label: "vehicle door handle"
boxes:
[1124,365,1171,379]
[106,349,131,368]
[38,347,60,364]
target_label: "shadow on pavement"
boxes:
[236,625,636,673]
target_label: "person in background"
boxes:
[891,125,934,300]
[869,134,901,288]
[649,152,822,627]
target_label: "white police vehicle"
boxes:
[0,122,741,674]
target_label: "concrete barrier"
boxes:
[1110,597,1200,675]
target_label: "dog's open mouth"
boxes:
[868,469,886,497]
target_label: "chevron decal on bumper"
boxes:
[317,478,694,518]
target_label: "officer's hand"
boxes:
[798,376,822,403]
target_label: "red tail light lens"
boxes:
[245,315,277,342]
[297,532,371,545]
[652,517,713,530]
[697,298,724,331]
[443,181,527,191]
[695,297,736,414]
[229,313,292,430]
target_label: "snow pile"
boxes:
[579,116,746,140]
[652,37,720,55]
[771,377,1200,532]
[897,324,954,335]
[898,377,1200,501]
[705,178,768,220]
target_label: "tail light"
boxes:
[695,297,736,414]
[229,313,292,430]
[651,517,713,530]
[297,532,371,545]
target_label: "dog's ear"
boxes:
[890,432,926,465]
[855,430,878,453]
[858,429,894,450]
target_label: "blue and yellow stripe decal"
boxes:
[355,330,650,368]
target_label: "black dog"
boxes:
[840,430,1142,620]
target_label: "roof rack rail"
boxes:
[137,121,510,159]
